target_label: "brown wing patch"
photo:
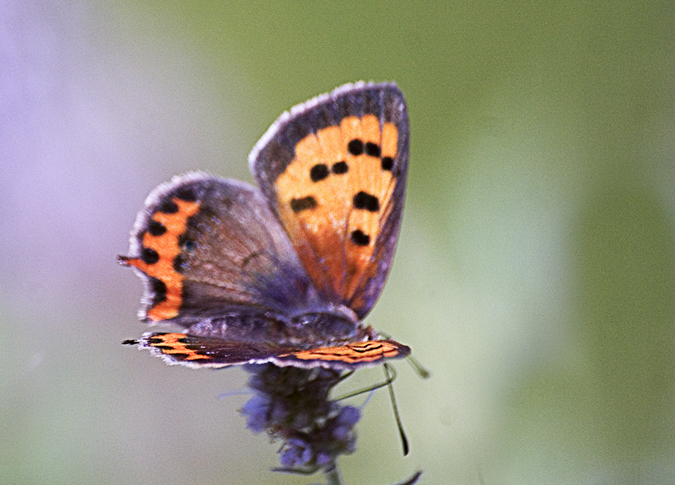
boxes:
[274,115,399,302]
[119,197,200,321]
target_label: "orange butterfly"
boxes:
[120,82,411,370]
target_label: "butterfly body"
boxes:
[120,82,410,370]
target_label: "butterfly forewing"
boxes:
[250,82,409,318]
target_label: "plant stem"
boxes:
[325,464,343,485]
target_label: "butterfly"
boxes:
[119,82,411,371]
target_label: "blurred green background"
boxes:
[2,1,674,484]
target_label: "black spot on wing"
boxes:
[381,156,394,171]
[350,230,370,246]
[365,142,381,157]
[290,196,317,213]
[348,139,364,155]
[147,220,167,236]
[353,192,380,212]
[173,185,198,202]
[141,247,159,265]
[157,200,178,214]
[332,161,348,174]
[148,278,167,304]
[310,164,329,182]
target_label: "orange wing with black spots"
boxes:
[250,82,409,318]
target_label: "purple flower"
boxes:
[239,364,361,474]
[239,394,270,434]
[336,406,361,427]
[238,363,423,484]
[279,438,313,467]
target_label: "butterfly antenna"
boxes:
[396,470,423,485]
[336,369,356,384]
[406,354,431,379]
[334,368,394,401]
[375,331,431,380]
[384,362,409,456]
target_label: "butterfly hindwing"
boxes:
[130,332,294,368]
[250,82,409,318]
[133,332,411,370]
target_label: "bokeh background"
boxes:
[2,2,674,484]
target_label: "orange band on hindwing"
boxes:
[121,197,200,321]
[282,340,404,364]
